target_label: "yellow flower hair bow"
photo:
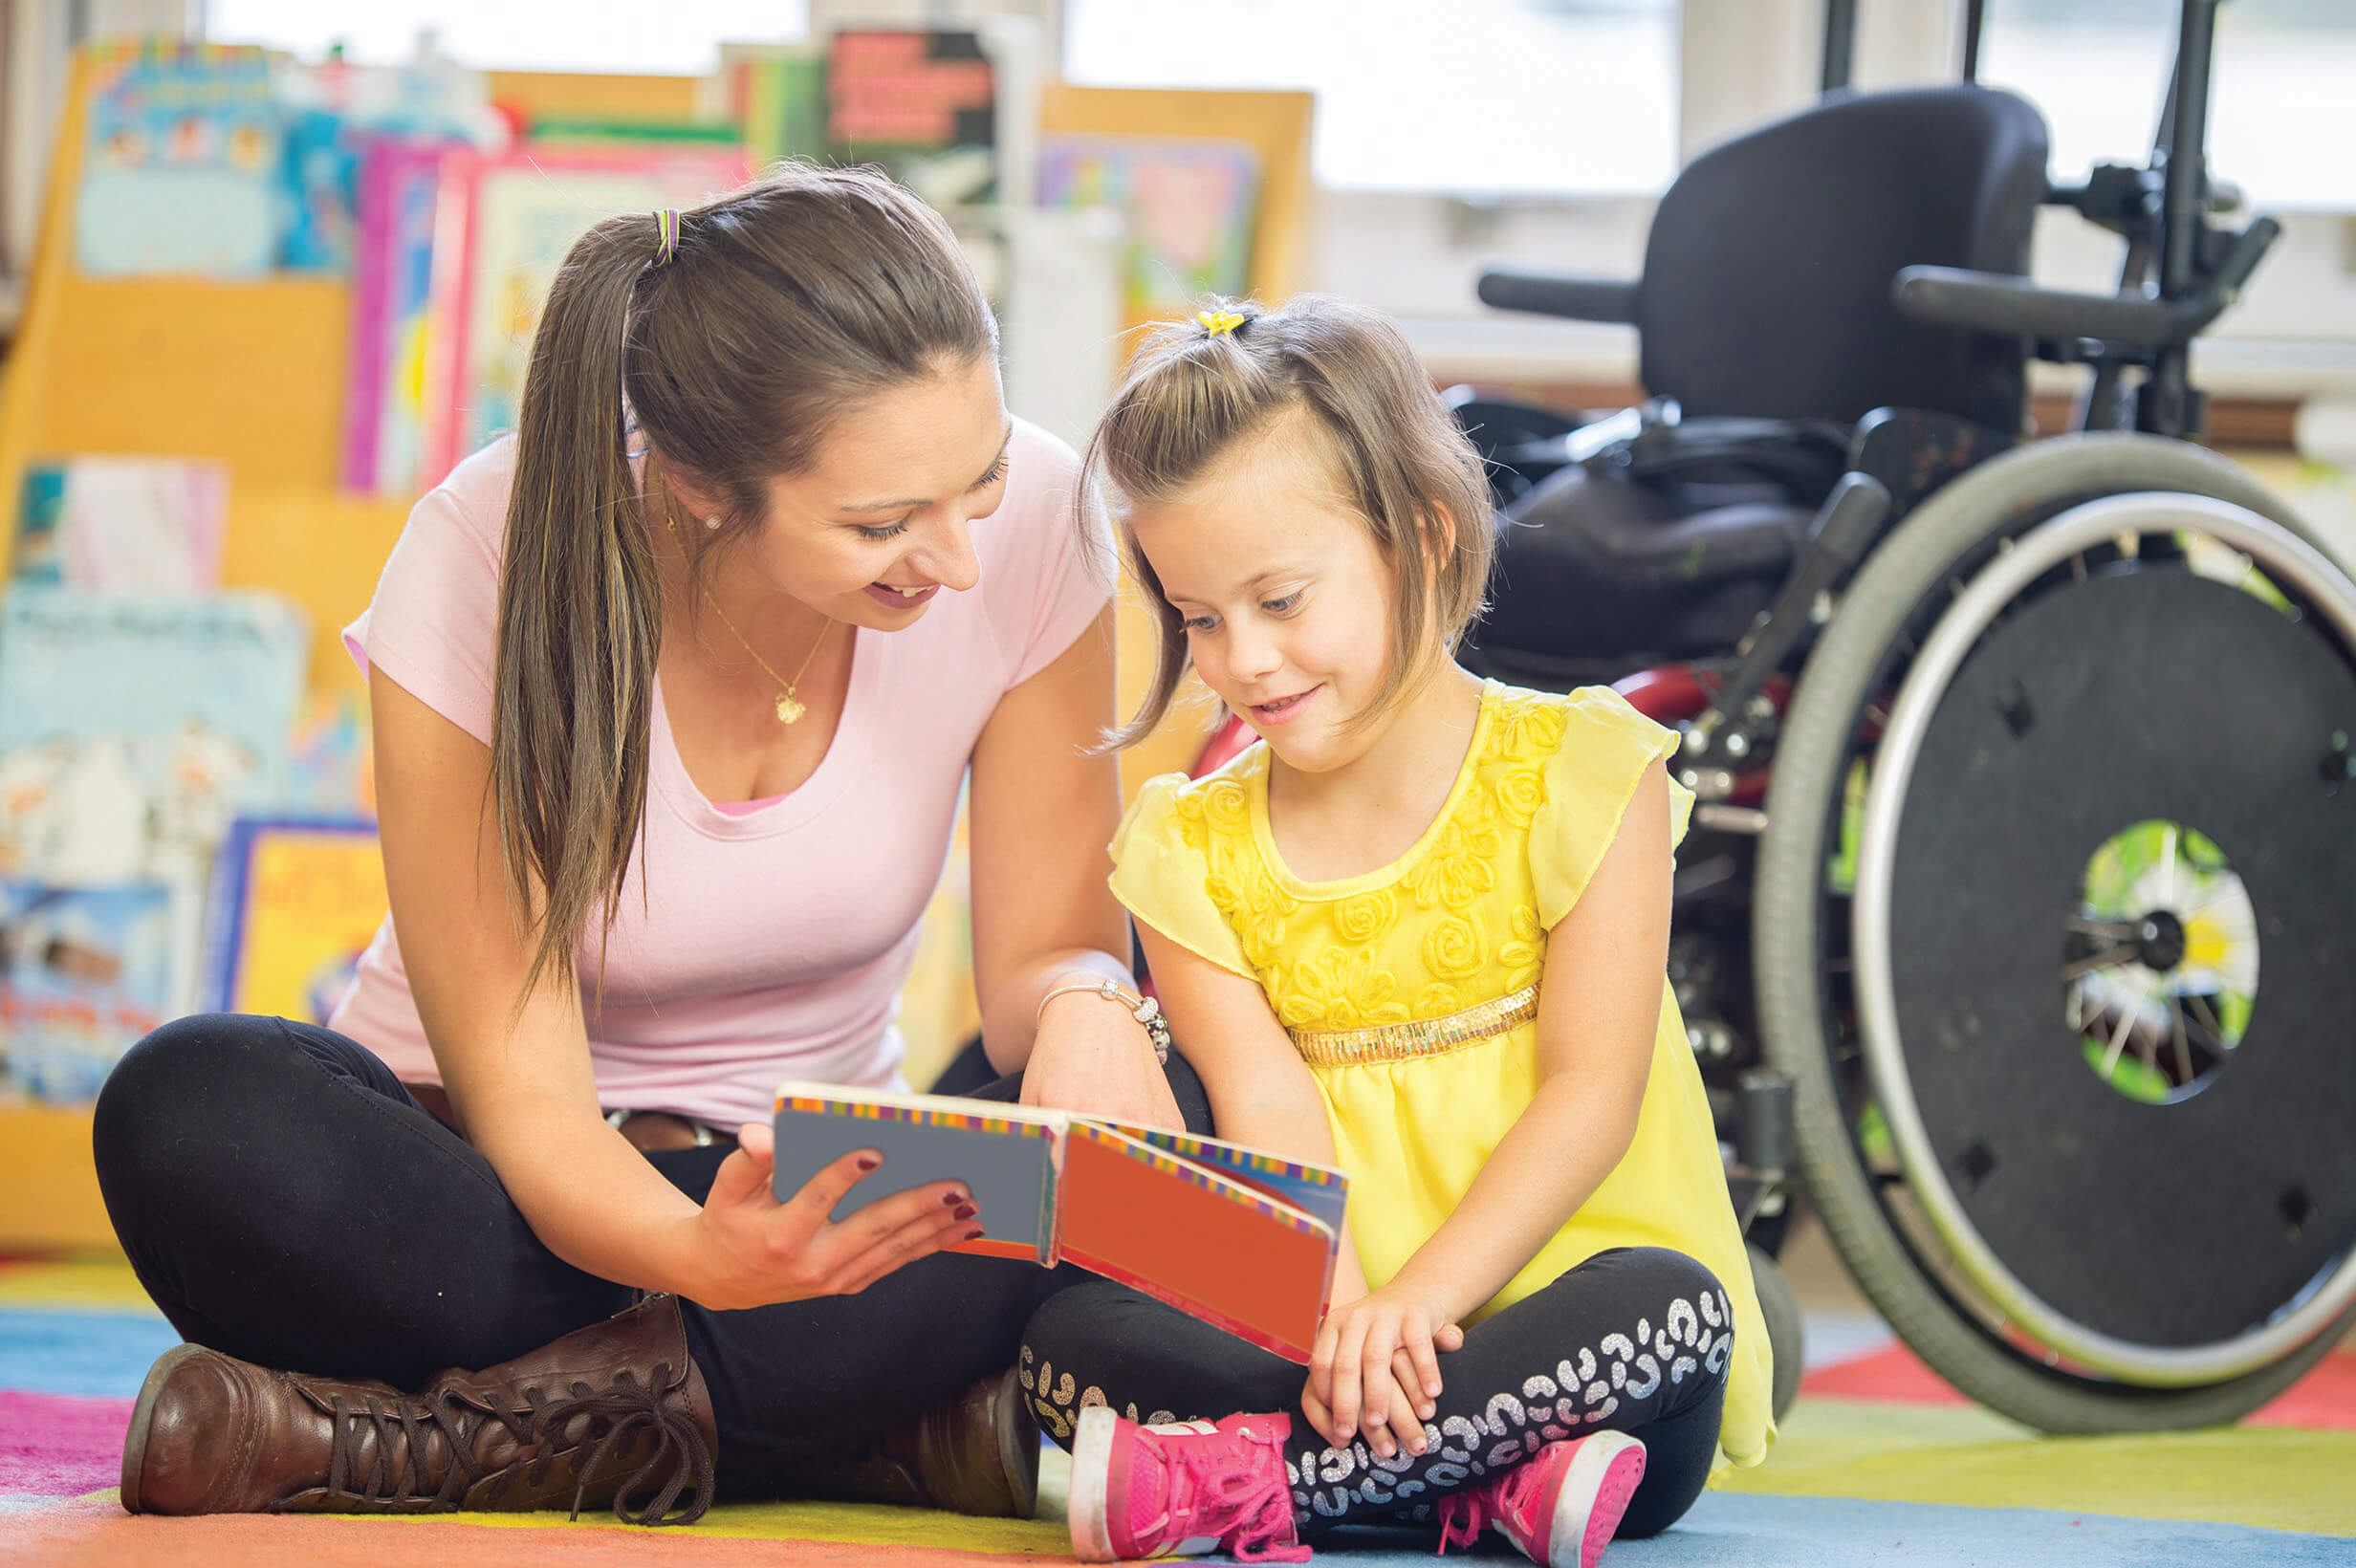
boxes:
[1197,309,1246,338]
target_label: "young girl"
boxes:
[1016,297,1773,1566]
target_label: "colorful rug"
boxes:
[4,1255,2351,1565]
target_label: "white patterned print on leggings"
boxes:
[1021,1286,1734,1524]
[1018,1342,1177,1441]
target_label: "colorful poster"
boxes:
[1037,135,1260,316]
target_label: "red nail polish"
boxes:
[953,1204,978,1221]
[855,1156,881,1172]
[961,1225,985,1242]
[942,1190,966,1207]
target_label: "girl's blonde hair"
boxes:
[1088,294,1494,749]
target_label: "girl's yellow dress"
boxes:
[1110,681,1772,1471]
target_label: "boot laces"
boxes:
[1149,1421,1306,1564]
[321,1361,714,1525]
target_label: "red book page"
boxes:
[1057,1126,1332,1362]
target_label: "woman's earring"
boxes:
[703,515,722,531]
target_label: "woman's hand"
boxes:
[1302,1282,1466,1458]
[1019,990,1184,1129]
[678,1122,982,1311]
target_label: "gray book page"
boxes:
[770,1091,1058,1258]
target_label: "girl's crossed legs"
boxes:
[1019,1245,1733,1542]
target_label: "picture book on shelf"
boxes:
[421,144,751,488]
[14,457,230,593]
[76,42,280,278]
[826,31,996,212]
[342,138,453,494]
[774,1085,1347,1361]
[0,880,181,1105]
[1037,134,1260,317]
[0,587,309,894]
[202,817,385,1025]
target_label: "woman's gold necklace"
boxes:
[668,512,833,725]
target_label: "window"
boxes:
[1979,0,2356,211]
[1062,0,1681,197]
[202,0,812,75]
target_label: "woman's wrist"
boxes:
[1037,977,1171,1062]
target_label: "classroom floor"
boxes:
[6,1214,2352,1568]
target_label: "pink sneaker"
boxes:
[1067,1407,1307,1563]
[1434,1430,1647,1568]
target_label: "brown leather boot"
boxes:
[788,1366,1039,1517]
[120,1295,717,1524]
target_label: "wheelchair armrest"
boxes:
[1894,220,2277,350]
[1477,269,1640,324]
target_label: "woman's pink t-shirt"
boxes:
[329,419,1110,1129]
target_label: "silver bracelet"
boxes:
[1037,978,1172,1064]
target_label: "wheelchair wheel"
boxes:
[1755,433,2356,1431]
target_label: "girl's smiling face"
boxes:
[1127,412,1409,774]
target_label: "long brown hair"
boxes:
[492,164,995,997]
[1089,294,1494,748]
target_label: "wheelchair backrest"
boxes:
[1639,85,2048,433]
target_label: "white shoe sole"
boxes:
[1070,1405,1120,1562]
[1546,1431,1647,1568]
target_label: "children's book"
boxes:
[0,587,310,893]
[419,144,751,488]
[201,817,385,1024]
[14,457,230,592]
[774,1085,1347,1361]
[0,880,180,1104]
[1037,134,1260,318]
[342,138,454,494]
[825,31,996,212]
[76,42,280,278]
[710,43,830,169]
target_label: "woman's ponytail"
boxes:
[491,213,664,1000]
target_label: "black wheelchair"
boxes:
[1435,0,2356,1432]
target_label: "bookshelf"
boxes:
[0,57,1315,1250]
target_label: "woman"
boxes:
[91,166,1196,1527]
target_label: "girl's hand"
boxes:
[681,1122,981,1311]
[1305,1283,1465,1458]
[1020,991,1184,1129]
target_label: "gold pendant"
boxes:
[774,692,806,724]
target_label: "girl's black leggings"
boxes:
[91,1012,1211,1499]
[1018,1246,1733,1540]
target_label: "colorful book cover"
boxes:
[201,818,385,1024]
[420,144,751,488]
[774,1084,1346,1361]
[717,44,829,168]
[14,457,230,593]
[76,42,280,278]
[0,881,180,1104]
[826,31,996,212]
[0,588,310,897]
[1037,135,1260,317]
[342,138,454,493]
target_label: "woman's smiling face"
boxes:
[725,354,1014,627]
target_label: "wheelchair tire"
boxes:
[1756,432,2356,1432]
[1749,1242,1806,1426]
